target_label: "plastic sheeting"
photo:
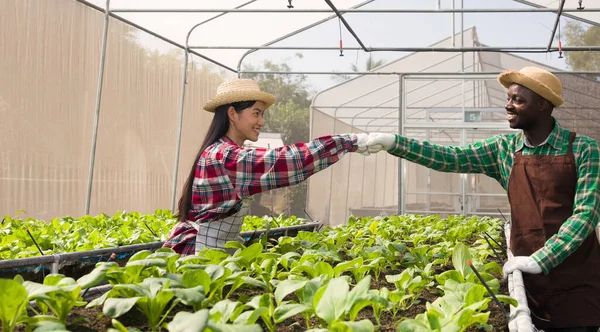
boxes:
[307,25,600,225]
[1,0,233,220]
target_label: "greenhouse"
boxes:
[2,0,600,331]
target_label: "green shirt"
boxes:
[388,118,600,274]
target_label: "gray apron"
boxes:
[191,202,250,255]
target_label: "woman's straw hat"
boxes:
[498,66,564,107]
[203,78,276,112]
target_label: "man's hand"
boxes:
[365,133,396,154]
[502,256,542,279]
[354,133,370,156]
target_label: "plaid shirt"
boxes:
[388,118,600,274]
[164,134,358,254]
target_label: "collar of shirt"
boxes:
[515,117,563,152]
[220,135,235,145]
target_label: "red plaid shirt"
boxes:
[163,133,358,254]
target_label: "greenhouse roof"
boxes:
[77,0,600,74]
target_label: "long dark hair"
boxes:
[176,100,256,222]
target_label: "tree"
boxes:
[332,54,386,82]
[242,56,311,144]
[562,21,600,77]
[241,57,313,217]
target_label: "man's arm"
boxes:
[531,138,600,274]
[386,134,502,180]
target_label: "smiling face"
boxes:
[505,83,552,130]
[227,101,266,144]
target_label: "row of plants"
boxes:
[0,211,310,260]
[0,214,516,331]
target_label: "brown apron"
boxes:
[508,131,600,328]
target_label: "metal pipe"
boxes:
[236,0,376,76]
[84,0,111,215]
[547,0,567,51]
[51,254,60,274]
[513,0,600,28]
[350,96,400,130]
[452,0,456,47]
[239,222,322,237]
[406,191,506,196]
[191,45,600,52]
[398,75,404,214]
[171,49,189,213]
[109,8,600,13]
[0,256,54,269]
[401,210,509,217]
[404,122,514,129]
[324,0,368,52]
[239,70,600,77]
[319,106,399,110]
[74,0,236,73]
[0,242,165,270]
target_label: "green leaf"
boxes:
[207,322,264,332]
[315,277,348,325]
[32,321,70,332]
[274,279,308,306]
[125,259,166,268]
[465,284,486,306]
[332,319,374,332]
[182,269,211,290]
[435,270,464,286]
[396,319,434,332]
[426,311,441,329]
[204,265,226,281]
[314,261,334,278]
[452,243,473,279]
[273,303,310,323]
[170,286,205,306]
[224,241,246,250]
[483,262,503,275]
[77,262,117,289]
[233,243,263,266]
[128,250,152,262]
[345,275,371,316]
[495,295,519,308]
[210,299,241,324]
[240,276,268,291]
[103,297,142,318]
[167,309,209,332]
[110,319,129,332]
[42,274,66,286]
[0,279,28,331]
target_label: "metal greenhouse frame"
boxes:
[77,0,600,215]
[67,2,600,330]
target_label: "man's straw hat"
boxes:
[497,66,564,107]
[203,78,276,113]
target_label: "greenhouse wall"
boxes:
[1,0,233,220]
[307,111,399,226]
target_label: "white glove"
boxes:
[354,133,370,156]
[365,133,396,154]
[502,256,542,279]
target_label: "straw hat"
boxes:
[497,66,564,107]
[203,78,276,112]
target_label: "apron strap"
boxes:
[567,131,577,156]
